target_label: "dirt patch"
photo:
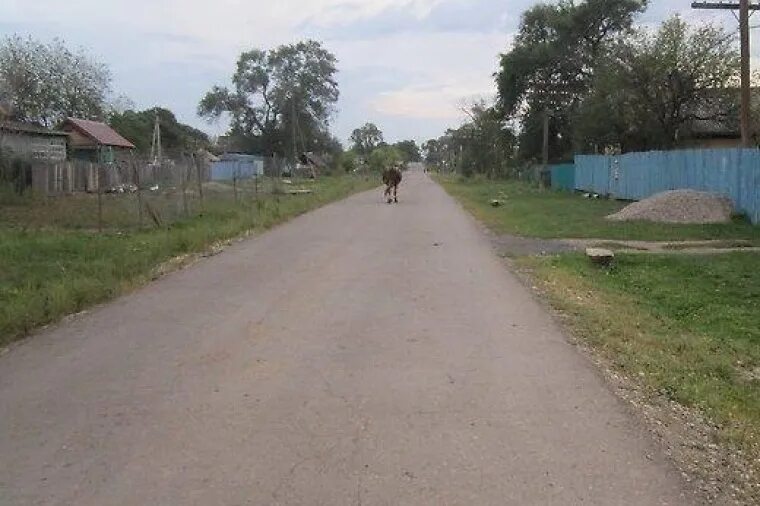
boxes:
[490,235,580,256]
[492,234,760,257]
[607,190,735,224]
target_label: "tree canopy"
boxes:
[574,16,740,151]
[392,140,422,162]
[0,35,112,127]
[109,107,210,155]
[496,0,648,161]
[198,40,339,158]
[350,123,384,156]
[424,101,516,177]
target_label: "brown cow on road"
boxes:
[382,165,402,204]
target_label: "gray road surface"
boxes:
[0,170,691,505]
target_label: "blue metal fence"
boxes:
[210,154,265,181]
[574,149,760,224]
[550,163,575,191]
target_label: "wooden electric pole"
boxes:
[693,1,760,147]
[740,0,752,147]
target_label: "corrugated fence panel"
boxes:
[575,155,611,195]
[575,148,760,224]
[550,163,575,191]
[211,159,264,181]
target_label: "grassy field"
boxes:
[436,175,760,241]
[520,252,760,455]
[0,175,376,346]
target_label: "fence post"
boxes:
[96,165,103,234]
[192,152,204,212]
[132,155,144,228]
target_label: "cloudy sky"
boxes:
[0,1,753,145]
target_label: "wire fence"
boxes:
[0,152,316,232]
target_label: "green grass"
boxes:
[521,252,760,456]
[0,175,376,346]
[436,175,760,241]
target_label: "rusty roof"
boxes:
[65,118,135,148]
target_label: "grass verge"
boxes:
[435,175,760,241]
[518,252,760,460]
[0,175,376,346]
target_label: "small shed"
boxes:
[0,121,68,162]
[210,153,265,181]
[62,118,135,165]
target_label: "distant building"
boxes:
[62,118,135,165]
[681,88,760,149]
[210,153,265,181]
[0,121,68,162]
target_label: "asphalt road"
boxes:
[0,169,691,505]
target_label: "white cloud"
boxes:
[373,82,494,119]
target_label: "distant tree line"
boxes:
[424,0,747,177]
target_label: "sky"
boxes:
[0,1,756,146]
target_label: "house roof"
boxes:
[0,120,68,137]
[64,118,135,148]
[687,88,760,139]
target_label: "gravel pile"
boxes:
[607,190,735,224]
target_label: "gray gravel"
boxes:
[607,189,735,224]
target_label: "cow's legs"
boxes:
[393,184,398,203]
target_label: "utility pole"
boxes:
[740,0,752,147]
[150,112,162,166]
[536,107,550,188]
[291,99,298,172]
[692,1,760,147]
[542,107,550,166]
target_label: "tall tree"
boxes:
[496,0,647,160]
[424,102,516,177]
[198,40,339,157]
[0,35,112,127]
[350,123,384,156]
[367,145,401,172]
[393,140,422,162]
[575,16,740,151]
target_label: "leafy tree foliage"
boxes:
[367,145,402,172]
[0,35,111,127]
[424,102,516,177]
[392,140,421,162]
[496,0,647,160]
[574,16,740,151]
[198,40,339,157]
[350,123,384,156]
[109,107,210,155]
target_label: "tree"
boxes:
[496,0,647,160]
[424,101,516,177]
[350,123,383,156]
[338,150,358,173]
[198,40,339,157]
[575,16,740,151]
[367,145,401,172]
[0,35,112,127]
[393,140,421,162]
[109,107,210,155]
